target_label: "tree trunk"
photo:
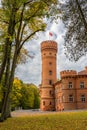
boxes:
[0,46,18,121]
[0,42,8,82]
[0,44,11,121]
[5,97,11,118]
[0,2,17,121]
[0,6,16,82]
[3,45,12,119]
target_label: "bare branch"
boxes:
[24,0,35,6]
[16,4,26,48]
[17,28,44,53]
[19,23,26,43]
[75,0,87,32]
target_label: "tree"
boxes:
[0,83,3,112]
[21,84,35,109]
[20,83,40,109]
[33,87,40,109]
[0,0,58,121]
[11,79,40,110]
[60,0,87,61]
[28,84,40,109]
[0,0,18,120]
[11,78,22,110]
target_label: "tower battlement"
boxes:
[41,40,57,52]
[60,70,77,78]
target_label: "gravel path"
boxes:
[11,109,87,117]
[11,109,56,117]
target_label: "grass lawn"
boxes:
[0,111,87,130]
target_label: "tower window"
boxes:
[49,80,52,85]
[81,95,85,102]
[68,82,72,88]
[69,95,73,102]
[49,52,52,55]
[49,90,53,96]
[49,62,52,65]
[49,90,52,95]
[49,70,52,75]
[49,101,52,105]
[43,101,45,105]
[80,82,84,88]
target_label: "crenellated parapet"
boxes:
[60,70,77,78]
[41,40,57,52]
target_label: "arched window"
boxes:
[49,90,52,95]
[49,70,52,75]
[43,101,45,105]
[49,62,52,65]
[49,90,53,96]
[49,80,52,85]
[49,101,52,105]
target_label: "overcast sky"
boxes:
[15,18,87,86]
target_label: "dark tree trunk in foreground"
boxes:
[0,48,18,121]
[0,2,16,121]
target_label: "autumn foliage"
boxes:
[0,78,40,111]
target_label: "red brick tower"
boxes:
[40,40,58,111]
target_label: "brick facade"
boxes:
[40,40,87,111]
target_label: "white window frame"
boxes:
[81,95,85,102]
[80,82,84,89]
[68,82,73,89]
[69,95,73,102]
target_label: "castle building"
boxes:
[40,40,87,111]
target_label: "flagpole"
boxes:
[49,32,53,40]
[49,31,57,41]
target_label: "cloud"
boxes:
[15,19,87,86]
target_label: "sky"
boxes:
[15,18,87,86]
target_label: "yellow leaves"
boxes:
[28,17,46,32]
[0,7,10,23]
[11,78,23,108]
[13,78,22,90]
[0,111,87,130]
[0,22,7,31]
[4,33,13,42]
[13,78,20,84]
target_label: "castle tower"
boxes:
[40,40,58,111]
